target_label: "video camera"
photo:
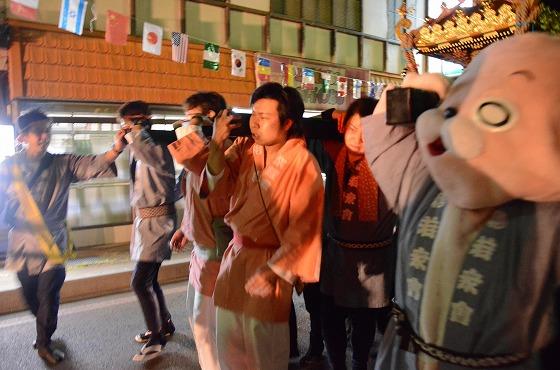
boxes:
[386,88,440,125]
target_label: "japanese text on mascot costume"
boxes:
[363,33,560,370]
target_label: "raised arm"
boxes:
[207,109,240,176]
[363,74,449,213]
[68,128,127,181]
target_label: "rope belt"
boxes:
[391,301,529,368]
[137,204,175,218]
[328,233,392,249]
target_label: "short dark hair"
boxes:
[184,92,227,116]
[340,97,378,133]
[118,100,151,118]
[250,82,304,138]
[17,109,49,133]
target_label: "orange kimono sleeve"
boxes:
[268,155,324,283]
[167,131,208,175]
[203,136,248,196]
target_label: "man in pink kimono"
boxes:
[168,92,232,370]
[202,82,324,369]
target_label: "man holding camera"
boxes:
[167,92,233,370]
[117,101,177,362]
[200,83,324,369]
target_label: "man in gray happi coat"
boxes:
[0,109,125,365]
[117,101,177,362]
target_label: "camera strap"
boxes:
[252,158,281,246]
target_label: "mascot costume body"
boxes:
[363,33,560,369]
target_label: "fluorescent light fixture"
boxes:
[163,115,185,121]
[303,110,323,118]
[47,112,117,118]
[72,113,116,118]
[233,107,325,118]
[150,124,174,131]
[47,112,73,118]
[45,108,327,122]
[0,125,15,162]
[232,107,252,114]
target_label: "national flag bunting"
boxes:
[321,73,331,93]
[302,68,315,90]
[171,32,188,63]
[231,49,246,77]
[285,64,296,87]
[353,79,362,99]
[375,83,386,99]
[105,10,129,46]
[142,22,163,55]
[337,76,348,98]
[9,0,39,21]
[256,57,271,82]
[203,43,220,70]
[367,81,375,97]
[58,0,88,36]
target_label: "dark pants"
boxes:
[303,283,324,355]
[322,294,391,370]
[131,262,171,341]
[289,299,299,356]
[17,265,66,349]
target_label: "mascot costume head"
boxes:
[363,33,560,370]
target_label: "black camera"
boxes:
[386,88,440,125]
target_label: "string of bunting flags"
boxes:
[8,0,391,101]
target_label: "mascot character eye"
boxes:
[443,107,458,119]
[477,102,511,127]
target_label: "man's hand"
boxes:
[170,229,189,251]
[112,127,129,153]
[245,265,277,298]
[212,109,241,148]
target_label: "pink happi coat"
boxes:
[209,136,324,322]
[169,135,231,297]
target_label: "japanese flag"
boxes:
[142,22,162,56]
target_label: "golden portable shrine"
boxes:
[397,0,560,68]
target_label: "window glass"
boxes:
[230,0,270,12]
[302,0,332,25]
[185,1,226,45]
[270,19,300,57]
[134,0,181,38]
[386,43,405,74]
[230,11,266,51]
[271,0,301,18]
[362,38,384,71]
[333,0,361,31]
[303,26,331,62]
[335,32,358,67]
[362,0,387,38]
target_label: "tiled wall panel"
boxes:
[13,28,256,108]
